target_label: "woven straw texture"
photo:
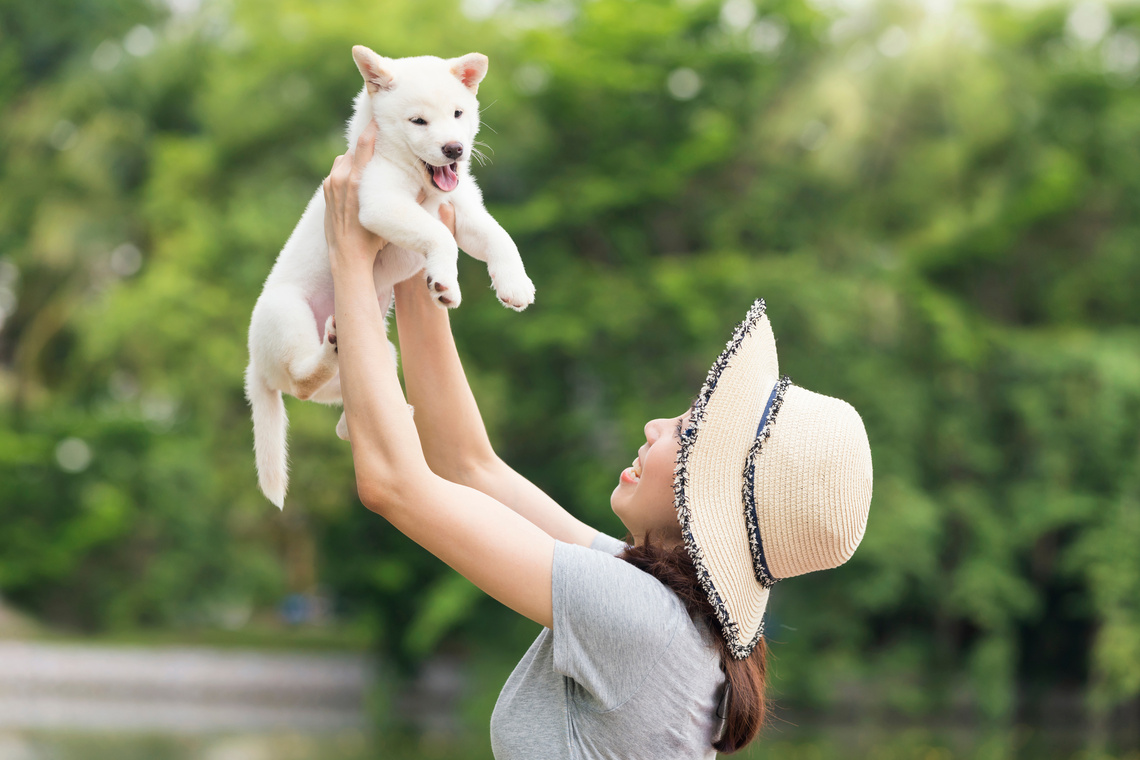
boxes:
[677,299,874,658]
[679,307,778,658]
[753,387,873,580]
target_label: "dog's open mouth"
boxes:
[424,161,459,192]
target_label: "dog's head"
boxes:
[352,47,486,192]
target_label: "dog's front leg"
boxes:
[359,170,461,308]
[451,190,535,311]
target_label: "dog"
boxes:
[245,47,535,509]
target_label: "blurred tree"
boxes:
[1,0,1138,738]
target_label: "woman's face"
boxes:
[610,410,690,547]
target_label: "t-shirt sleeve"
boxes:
[589,532,629,556]
[551,540,683,710]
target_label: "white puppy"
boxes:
[245,47,534,509]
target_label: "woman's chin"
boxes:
[611,475,635,504]
[609,489,630,524]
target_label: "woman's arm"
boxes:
[325,123,556,628]
[392,206,599,548]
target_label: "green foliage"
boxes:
[2,0,1139,733]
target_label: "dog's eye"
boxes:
[454,110,463,119]
[410,117,428,125]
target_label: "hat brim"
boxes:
[674,299,780,659]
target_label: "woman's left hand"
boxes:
[323,120,388,271]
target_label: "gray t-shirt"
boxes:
[490,533,724,759]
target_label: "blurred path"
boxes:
[0,641,374,733]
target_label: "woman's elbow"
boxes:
[355,465,433,515]
[355,475,388,514]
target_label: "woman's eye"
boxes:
[454,110,463,118]
[410,117,427,125]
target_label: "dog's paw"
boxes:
[491,270,535,312]
[335,411,350,441]
[324,315,338,354]
[425,273,462,309]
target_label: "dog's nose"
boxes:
[441,142,464,160]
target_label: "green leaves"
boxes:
[1,0,1139,727]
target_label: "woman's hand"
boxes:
[323,120,388,272]
[438,202,457,238]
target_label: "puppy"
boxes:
[245,47,534,509]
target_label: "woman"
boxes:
[322,122,874,758]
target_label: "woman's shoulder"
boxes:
[551,538,705,710]
[551,538,691,658]
[579,535,721,664]
[555,538,688,621]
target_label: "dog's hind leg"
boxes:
[250,286,340,402]
[287,315,340,401]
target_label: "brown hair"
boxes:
[619,533,769,754]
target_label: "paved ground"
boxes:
[0,641,374,733]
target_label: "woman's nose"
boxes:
[644,418,667,443]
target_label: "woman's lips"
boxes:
[620,455,642,485]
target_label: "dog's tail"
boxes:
[245,362,288,509]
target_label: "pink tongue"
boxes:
[432,163,459,191]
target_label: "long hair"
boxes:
[619,533,769,754]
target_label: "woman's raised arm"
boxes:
[326,123,556,628]
[392,210,599,549]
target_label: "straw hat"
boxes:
[674,299,873,659]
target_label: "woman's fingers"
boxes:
[323,154,351,200]
[353,121,378,174]
[438,203,457,237]
[327,119,376,201]
[322,122,395,263]
[333,153,352,183]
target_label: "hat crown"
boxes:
[751,386,873,581]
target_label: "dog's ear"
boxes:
[353,46,396,94]
[449,53,488,93]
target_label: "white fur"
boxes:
[245,48,535,509]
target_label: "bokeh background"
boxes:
[1,0,1139,757]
